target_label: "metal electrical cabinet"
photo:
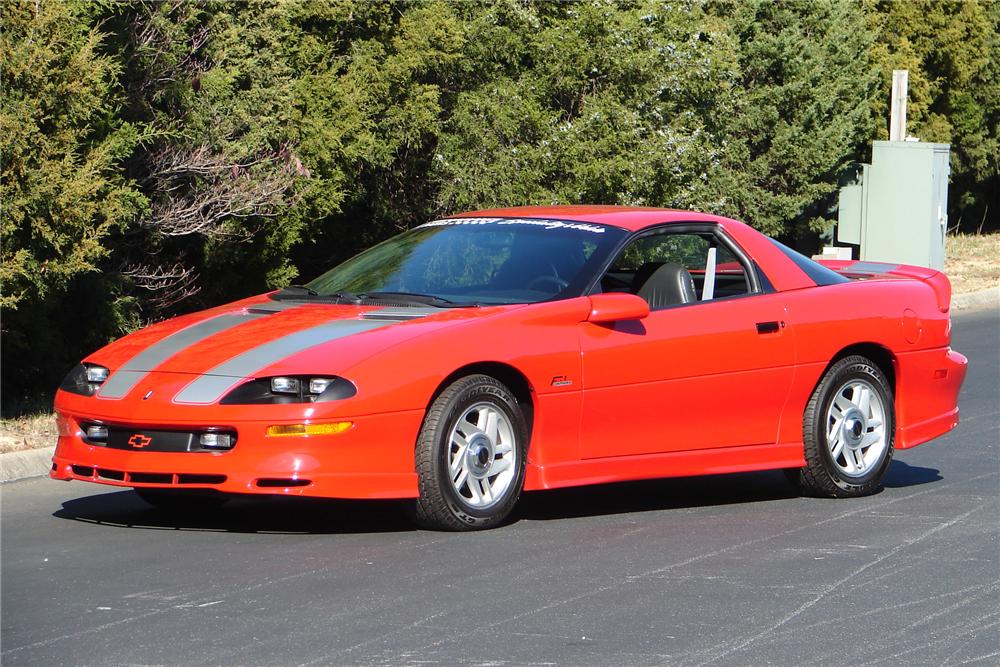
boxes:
[836,141,950,270]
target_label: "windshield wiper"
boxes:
[329,290,361,304]
[360,291,472,308]
[273,284,318,298]
[272,285,363,303]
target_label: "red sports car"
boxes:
[51,207,967,530]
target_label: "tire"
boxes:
[134,488,230,510]
[792,355,895,498]
[411,374,528,531]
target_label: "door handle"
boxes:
[756,321,782,334]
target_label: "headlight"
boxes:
[221,376,356,404]
[60,363,111,396]
[271,377,301,394]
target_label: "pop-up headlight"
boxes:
[60,363,111,397]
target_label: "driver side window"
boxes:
[600,230,752,310]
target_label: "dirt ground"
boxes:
[1,412,57,454]
[945,232,1000,295]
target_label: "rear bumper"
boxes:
[896,347,968,449]
[49,409,423,499]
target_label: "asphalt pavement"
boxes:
[2,307,997,666]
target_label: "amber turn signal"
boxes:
[265,422,353,437]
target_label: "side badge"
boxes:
[551,375,573,387]
[142,390,153,400]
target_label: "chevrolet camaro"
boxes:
[51,206,967,530]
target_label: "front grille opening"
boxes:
[129,472,173,484]
[256,478,311,488]
[71,465,94,477]
[96,468,126,481]
[177,474,227,485]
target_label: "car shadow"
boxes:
[54,491,416,535]
[53,460,942,534]
[880,460,942,488]
[515,459,944,522]
[514,470,800,522]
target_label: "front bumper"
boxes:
[50,409,423,499]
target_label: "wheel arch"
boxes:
[823,343,897,396]
[427,362,536,443]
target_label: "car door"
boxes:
[579,225,796,459]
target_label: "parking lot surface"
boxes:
[2,307,997,666]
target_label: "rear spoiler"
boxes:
[815,260,953,313]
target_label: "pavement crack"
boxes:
[692,499,990,666]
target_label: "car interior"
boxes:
[599,230,753,309]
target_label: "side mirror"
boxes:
[587,293,650,323]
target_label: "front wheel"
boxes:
[411,374,528,531]
[792,355,895,498]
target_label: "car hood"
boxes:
[87,295,518,405]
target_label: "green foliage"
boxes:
[866,0,999,231]
[436,1,736,215]
[712,0,878,237]
[1,0,145,309]
[1,0,145,404]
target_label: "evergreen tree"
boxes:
[1,0,144,404]
[866,0,999,232]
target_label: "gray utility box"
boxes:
[837,141,950,270]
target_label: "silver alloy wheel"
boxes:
[826,379,887,478]
[448,401,517,508]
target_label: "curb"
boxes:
[952,286,999,312]
[1,446,54,483]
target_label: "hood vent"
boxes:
[362,307,440,321]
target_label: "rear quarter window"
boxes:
[770,240,850,286]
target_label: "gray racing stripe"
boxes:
[848,261,899,274]
[173,319,392,405]
[99,313,267,399]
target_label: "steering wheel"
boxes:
[527,274,569,293]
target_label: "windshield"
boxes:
[301,217,628,306]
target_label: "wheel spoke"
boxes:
[450,445,466,475]
[861,432,881,449]
[867,418,882,430]
[490,458,511,476]
[844,444,859,472]
[851,448,866,472]
[830,436,845,461]
[485,410,499,442]
[833,393,853,415]
[455,421,479,439]
[857,386,872,416]
[453,467,468,488]
[827,416,844,444]
[476,408,489,431]
[466,475,482,503]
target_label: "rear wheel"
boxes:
[793,355,895,497]
[134,488,230,510]
[411,374,527,531]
